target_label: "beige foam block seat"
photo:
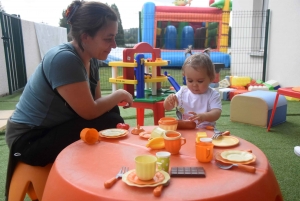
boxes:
[8,162,52,201]
[230,91,287,127]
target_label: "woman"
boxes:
[5,0,133,198]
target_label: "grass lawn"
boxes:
[1,73,300,200]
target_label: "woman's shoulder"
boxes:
[45,43,77,58]
[43,43,81,65]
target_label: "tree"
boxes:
[110,4,125,47]
[124,28,138,44]
[0,1,5,12]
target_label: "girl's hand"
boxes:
[164,94,178,110]
[188,112,206,123]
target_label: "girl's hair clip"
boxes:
[66,4,80,24]
[185,45,193,58]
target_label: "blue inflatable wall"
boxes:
[181,26,194,49]
[142,2,155,46]
[165,25,177,49]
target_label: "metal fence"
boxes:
[100,10,269,90]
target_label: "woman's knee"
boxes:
[105,111,124,124]
[109,105,120,114]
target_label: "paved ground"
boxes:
[0,110,14,131]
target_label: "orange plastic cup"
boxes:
[195,138,214,162]
[163,131,186,154]
[80,128,100,145]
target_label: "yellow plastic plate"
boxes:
[212,136,239,147]
[221,150,254,162]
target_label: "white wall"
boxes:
[21,20,41,80]
[267,0,300,87]
[233,0,300,87]
[231,0,265,80]
[0,19,67,96]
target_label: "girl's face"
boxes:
[84,21,118,60]
[184,65,211,94]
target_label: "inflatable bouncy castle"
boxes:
[140,0,231,68]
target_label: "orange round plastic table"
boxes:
[42,126,283,201]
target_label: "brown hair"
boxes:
[182,47,215,82]
[66,0,118,51]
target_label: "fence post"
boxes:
[262,9,270,82]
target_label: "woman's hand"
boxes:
[115,89,133,109]
[164,94,178,111]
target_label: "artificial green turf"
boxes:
[0,91,300,201]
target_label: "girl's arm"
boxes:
[164,94,178,111]
[188,108,222,123]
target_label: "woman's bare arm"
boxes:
[57,81,132,120]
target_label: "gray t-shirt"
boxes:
[7,43,99,147]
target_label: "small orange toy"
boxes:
[131,125,145,135]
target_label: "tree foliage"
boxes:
[124,28,138,44]
[59,9,71,41]
[110,4,125,47]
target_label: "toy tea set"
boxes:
[80,116,256,197]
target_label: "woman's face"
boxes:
[184,65,211,94]
[84,21,118,60]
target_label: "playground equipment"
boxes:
[140,1,231,67]
[108,42,169,98]
[108,42,171,126]
[230,91,287,128]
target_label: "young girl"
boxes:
[164,48,222,128]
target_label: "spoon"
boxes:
[174,102,182,120]
[176,107,182,120]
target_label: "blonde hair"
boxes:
[182,47,215,82]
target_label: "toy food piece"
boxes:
[150,127,166,139]
[146,137,165,149]
[177,120,196,129]
[116,123,130,130]
[195,132,207,143]
[170,167,206,177]
[131,125,145,135]
[139,131,151,139]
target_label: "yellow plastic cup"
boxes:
[135,155,157,180]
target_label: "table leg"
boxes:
[136,108,145,126]
[267,93,280,131]
[153,101,165,125]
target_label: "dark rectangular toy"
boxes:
[170,167,206,178]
